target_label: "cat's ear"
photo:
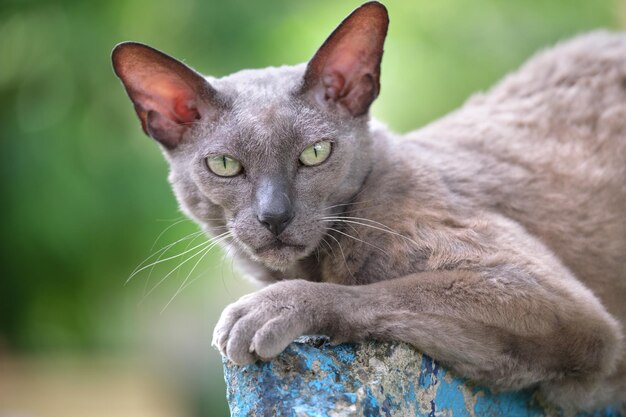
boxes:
[112,42,218,149]
[301,1,389,117]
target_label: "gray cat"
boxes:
[112,2,626,411]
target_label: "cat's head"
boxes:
[112,2,388,272]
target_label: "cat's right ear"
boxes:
[300,1,389,117]
[112,42,219,149]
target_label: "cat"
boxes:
[112,1,626,411]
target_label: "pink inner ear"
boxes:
[319,39,380,115]
[322,29,382,96]
[301,2,387,116]
[113,41,215,148]
[322,54,361,101]
[173,97,199,123]
[148,77,200,124]
[322,72,345,100]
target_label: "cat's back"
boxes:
[470,30,626,166]
[404,31,626,319]
[415,31,626,166]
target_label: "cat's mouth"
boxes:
[252,239,308,270]
[255,239,306,254]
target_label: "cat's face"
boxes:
[168,66,373,270]
[112,2,388,271]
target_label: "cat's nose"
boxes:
[255,176,294,236]
[257,210,294,236]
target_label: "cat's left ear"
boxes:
[300,1,389,117]
[112,42,219,149]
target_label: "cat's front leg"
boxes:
[213,267,622,410]
[212,279,354,364]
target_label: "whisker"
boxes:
[326,226,390,257]
[127,237,209,284]
[161,232,233,313]
[155,216,186,222]
[129,231,202,284]
[141,241,215,300]
[142,230,207,296]
[150,219,188,251]
[229,245,240,283]
[221,243,239,298]
[323,181,379,211]
[172,230,211,286]
[220,244,234,295]
[325,233,355,281]
[141,228,229,302]
[139,246,209,306]
[321,217,419,248]
[176,269,207,294]
[340,220,361,239]
[323,198,382,212]
[320,236,335,258]
[220,242,244,299]
[321,215,396,232]
[133,230,203,277]
[207,225,229,230]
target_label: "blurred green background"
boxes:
[1,0,624,416]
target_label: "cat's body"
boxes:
[113,3,626,411]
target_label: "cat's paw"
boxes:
[212,279,323,365]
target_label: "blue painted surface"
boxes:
[223,337,624,417]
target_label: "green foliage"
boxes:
[0,0,621,415]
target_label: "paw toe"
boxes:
[225,315,262,364]
[251,315,301,360]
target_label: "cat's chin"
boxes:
[249,241,308,271]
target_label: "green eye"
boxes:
[299,141,332,166]
[206,155,242,177]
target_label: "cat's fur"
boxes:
[112,2,626,411]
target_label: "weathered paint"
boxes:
[223,337,625,417]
